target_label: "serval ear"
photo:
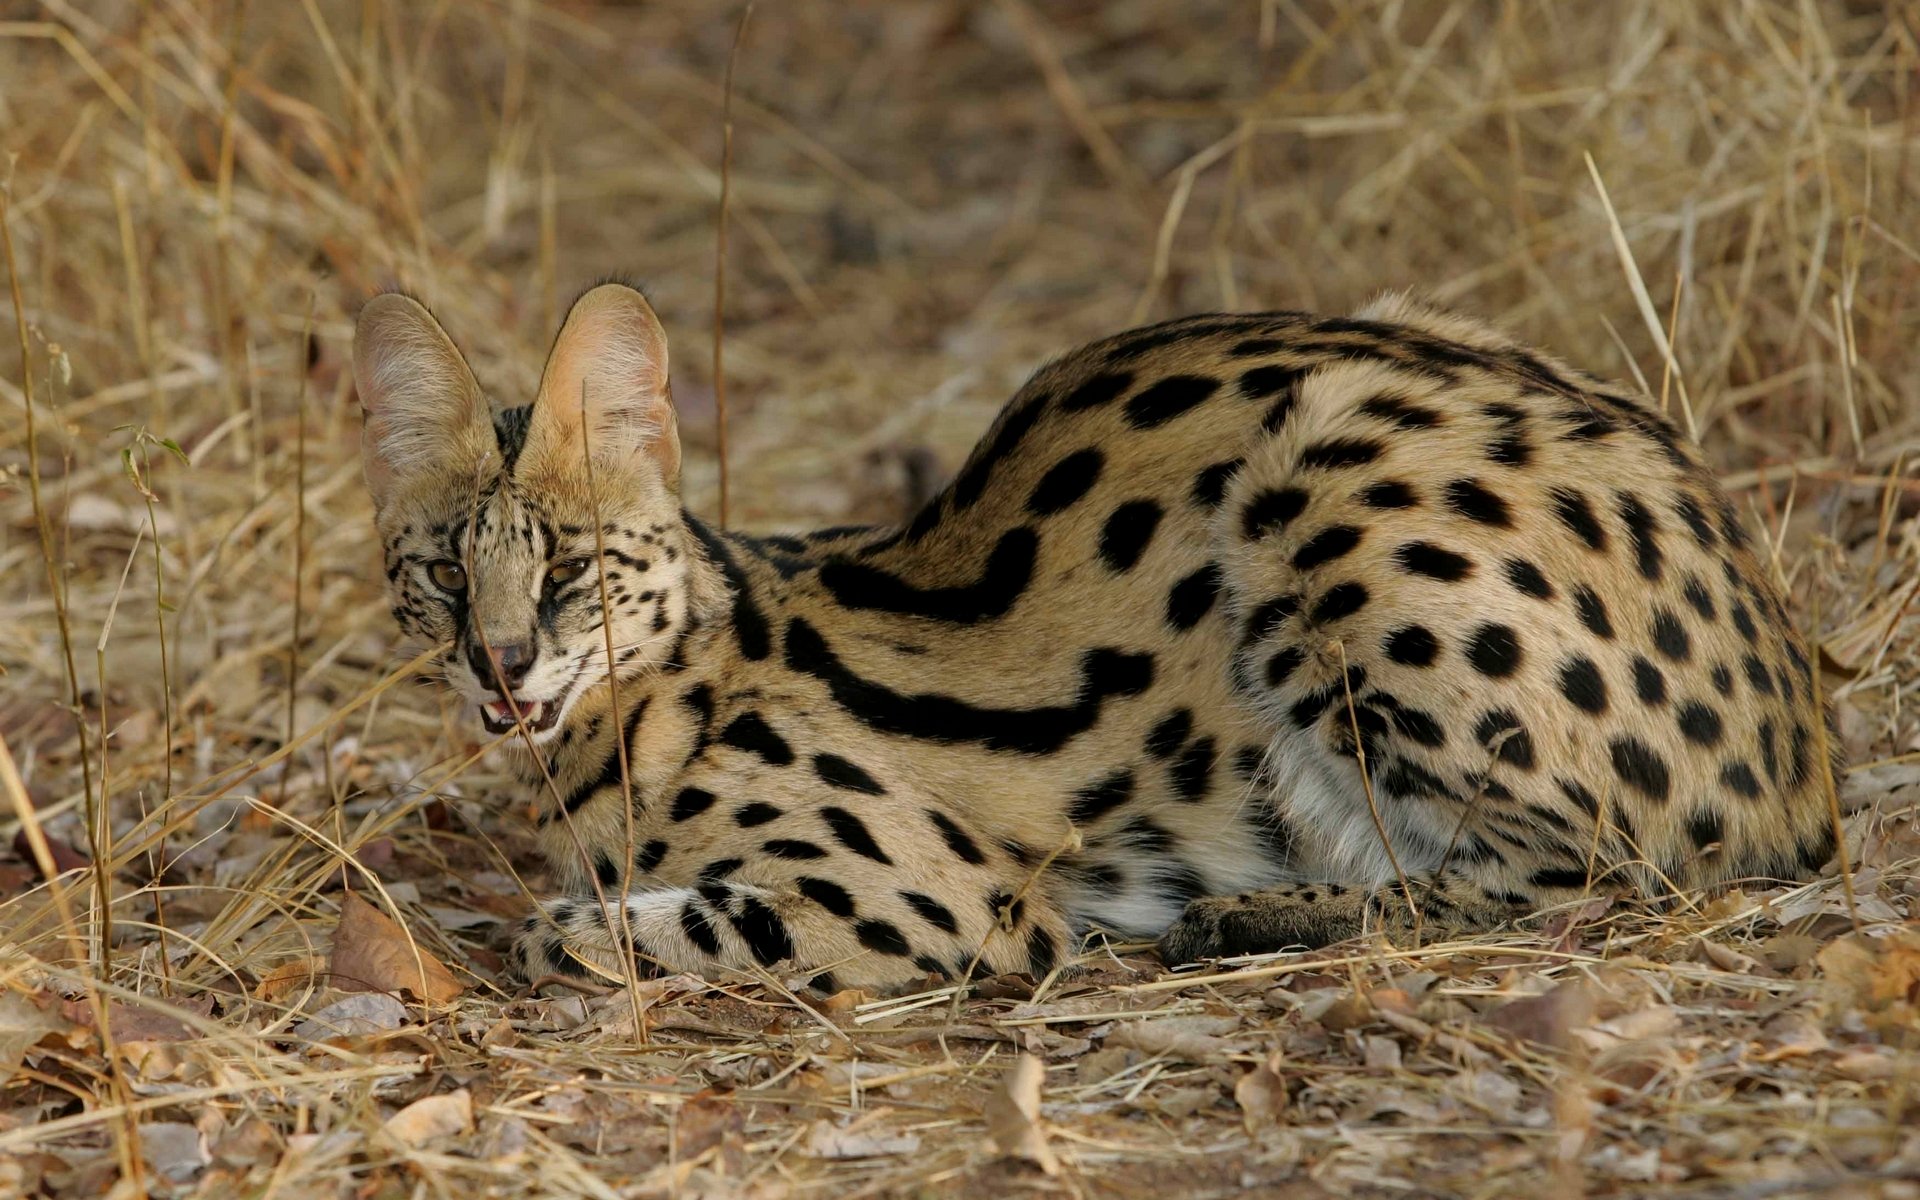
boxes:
[523,282,680,490]
[352,293,495,510]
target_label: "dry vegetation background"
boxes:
[2,1,1920,1196]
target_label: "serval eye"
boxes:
[548,557,591,586]
[427,560,467,592]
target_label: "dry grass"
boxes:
[2,2,1919,1196]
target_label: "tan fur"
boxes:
[355,287,1838,990]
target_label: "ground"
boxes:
[1,2,1918,1197]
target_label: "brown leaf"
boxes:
[63,996,209,1044]
[818,988,872,1016]
[380,1089,473,1147]
[328,892,463,1004]
[11,829,88,874]
[1817,928,1920,1013]
[0,990,70,1084]
[1106,1016,1241,1060]
[1233,1051,1287,1131]
[983,1053,1058,1174]
[253,956,329,1003]
[1480,980,1597,1050]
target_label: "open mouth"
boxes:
[477,673,578,737]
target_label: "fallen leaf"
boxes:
[380,1089,473,1147]
[1361,1035,1402,1070]
[254,956,329,1003]
[818,988,872,1016]
[1233,1051,1287,1132]
[291,992,410,1041]
[802,1119,921,1159]
[329,892,463,1004]
[1106,1015,1241,1060]
[1817,928,1920,1012]
[138,1122,208,1182]
[1480,980,1597,1050]
[62,996,209,1044]
[0,991,69,1084]
[983,1053,1058,1175]
[10,829,88,873]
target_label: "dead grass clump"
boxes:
[2,2,1918,1196]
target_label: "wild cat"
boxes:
[354,282,1836,989]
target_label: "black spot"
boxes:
[720,712,794,766]
[1573,585,1615,639]
[1677,700,1724,746]
[1466,623,1524,677]
[822,806,892,864]
[1146,710,1192,758]
[902,892,959,935]
[1299,437,1385,470]
[1310,582,1369,623]
[987,888,1026,927]
[912,956,950,980]
[1263,647,1306,687]
[1759,719,1780,784]
[785,617,1150,755]
[636,840,668,872]
[822,526,1037,623]
[1475,709,1537,770]
[734,802,783,827]
[1632,656,1668,706]
[1388,704,1447,748]
[1719,761,1762,799]
[1296,525,1365,571]
[1099,500,1163,573]
[1651,608,1691,661]
[1361,480,1417,508]
[1242,594,1299,644]
[1127,375,1221,429]
[856,918,913,957]
[1070,769,1135,824]
[1166,563,1224,630]
[1718,496,1750,548]
[1558,657,1608,714]
[729,897,794,965]
[1683,575,1717,620]
[594,852,620,888]
[1171,737,1215,801]
[680,903,722,955]
[1618,494,1663,581]
[1191,460,1242,507]
[1239,364,1302,406]
[1241,487,1309,540]
[1026,926,1059,977]
[1395,541,1473,581]
[670,787,717,822]
[687,516,771,660]
[1385,625,1439,667]
[1445,478,1513,527]
[1359,394,1444,429]
[1685,809,1724,850]
[1675,494,1717,548]
[1711,662,1734,695]
[1551,487,1608,551]
[1743,654,1775,696]
[1730,601,1757,644]
[1487,431,1533,467]
[1529,867,1591,890]
[928,810,986,864]
[813,753,885,795]
[1559,778,1601,818]
[798,876,855,917]
[698,858,744,883]
[764,839,828,860]
[1061,372,1132,411]
[949,390,1047,511]
[1609,736,1671,801]
[1027,448,1105,515]
[1503,558,1554,599]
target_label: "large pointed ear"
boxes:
[353,294,495,510]
[523,283,681,489]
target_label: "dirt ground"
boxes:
[2,2,1919,1197]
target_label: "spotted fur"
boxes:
[355,285,1839,988]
